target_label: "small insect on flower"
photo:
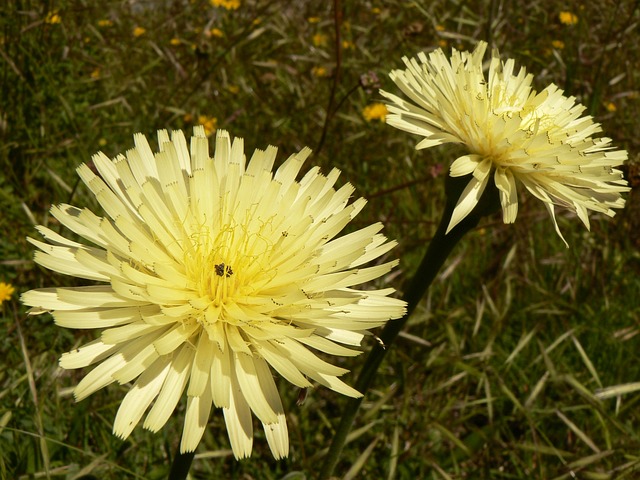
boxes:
[21,127,406,459]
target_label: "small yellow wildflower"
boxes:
[210,0,240,10]
[371,7,381,15]
[98,19,113,27]
[342,40,354,49]
[170,38,181,46]
[133,26,146,37]
[45,12,61,24]
[311,66,328,77]
[252,18,262,26]
[435,24,445,32]
[362,103,388,122]
[605,102,617,112]
[226,85,240,94]
[312,33,328,47]
[90,68,101,79]
[551,39,565,49]
[0,282,15,304]
[559,11,578,25]
[197,115,218,136]
[183,113,194,123]
[307,16,320,24]
[206,28,224,38]
[98,138,107,147]
[438,39,448,48]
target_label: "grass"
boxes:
[1,0,640,478]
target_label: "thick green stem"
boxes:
[318,175,499,479]
[169,449,196,480]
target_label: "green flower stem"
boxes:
[169,449,196,480]
[318,176,499,479]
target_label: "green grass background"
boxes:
[1,0,640,478]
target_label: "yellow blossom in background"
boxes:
[371,7,381,15]
[226,85,240,94]
[197,115,218,136]
[605,102,617,112]
[551,39,565,49]
[307,16,320,24]
[170,38,181,46]
[342,40,355,49]
[252,18,262,26]
[90,68,101,79]
[133,26,146,37]
[435,24,445,32]
[438,39,448,48]
[210,0,240,10]
[98,19,113,27]
[381,41,629,246]
[311,66,328,77]
[362,103,388,122]
[0,282,15,304]
[210,28,224,38]
[312,33,328,47]
[559,11,578,25]
[45,12,61,24]
[98,138,107,147]
[21,127,406,459]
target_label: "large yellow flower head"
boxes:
[22,127,406,459]
[381,41,629,245]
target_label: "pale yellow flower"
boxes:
[22,128,405,459]
[362,103,388,122]
[381,41,629,245]
[605,101,617,112]
[551,39,565,49]
[170,38,181,46]
[0,282,15,304]
[133,26,146,37]
[98,19,113,28]
[559,11,578,25]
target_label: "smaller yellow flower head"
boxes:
[312,33,328,47]
[0,282,15,304]
[210,0,240,10]
[311,66,328,77]
[133,26,146,37]
[45,12,61,24]
[381,41,629,246]
[559,11,578,25]
[362,103,388,122]
[197,116,218,136]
